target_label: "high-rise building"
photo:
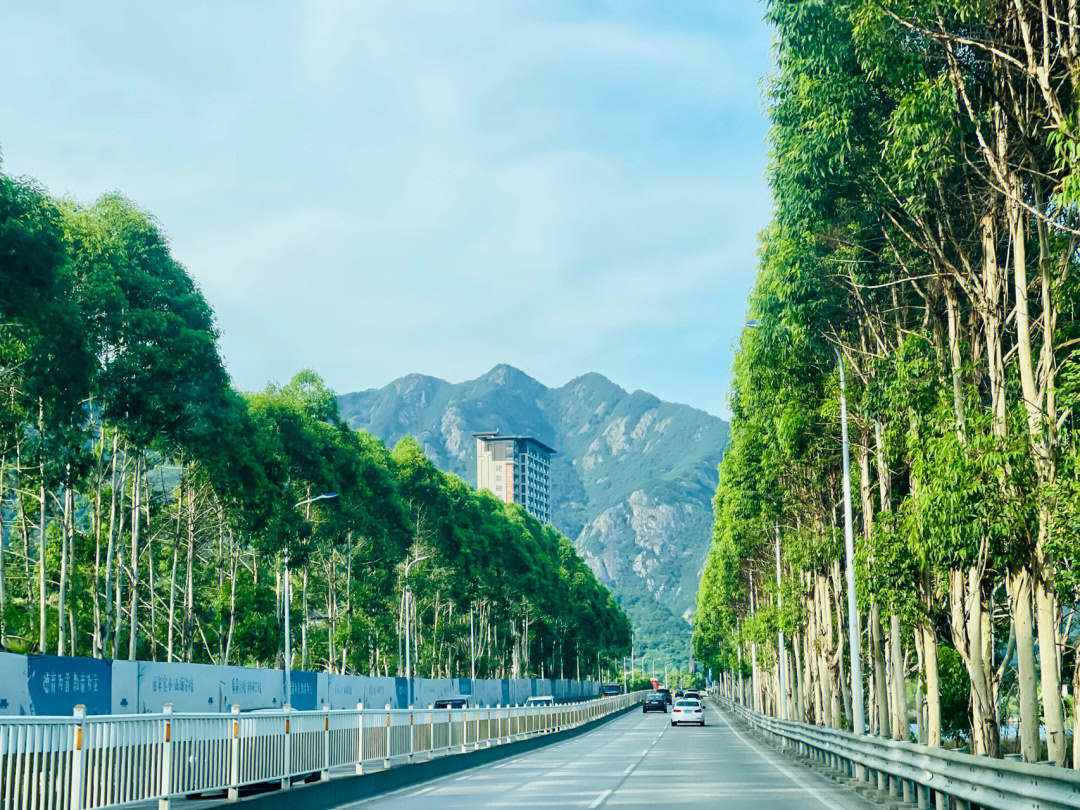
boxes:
[474,431,554,524]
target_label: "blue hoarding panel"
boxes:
[27,656,112,716]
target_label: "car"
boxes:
[642,692,667,713]
[671,698,705,726]
[657,688,673,705]
[524,696,554,707]
[600,683,622,697]
[432,698,469,709]
[674,689,684,698]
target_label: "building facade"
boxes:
[474,432,554,525]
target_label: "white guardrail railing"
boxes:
[720,697,1080,810]
[1,691,646,810]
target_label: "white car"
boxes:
[525,696,555,707]
[671,698,705,726]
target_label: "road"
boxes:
[342,701,877,809]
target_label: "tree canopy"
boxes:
[695,0,1080,768]
[0,164,630,681]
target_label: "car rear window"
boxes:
[675,700,700,707]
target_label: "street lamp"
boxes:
[285,492,338,706]
[402,552,431,706]
[664,661,674,687]
[746,320,864,734]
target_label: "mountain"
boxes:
[337,364,728,664]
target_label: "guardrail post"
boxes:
[229,704,241,801]
[407,706,414,763]
[888,773,900,798]
[902,778,913,804]
[916,783,930,809]
[933,788,947,810]
[282,704,291,791]
[158,704,172,810]
[69,704,86,810]
[383,704,391,769]
[321,704,331,781]
[427,706,434,759]
[355,702,365,774]
[461,709,469,753]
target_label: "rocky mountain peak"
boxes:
[338,365,728,662]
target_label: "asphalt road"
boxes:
[340,701,878,809]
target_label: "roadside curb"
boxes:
[201,701,641,810]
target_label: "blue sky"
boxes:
[1,2,772,418]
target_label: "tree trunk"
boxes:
[0,452,7,650]
[57,469,72,656]
[128,456,141,660]
[922,624,941,746]
[302,565,309,671]
[1008,570,1039,761]
[103,433,120,659]
[184,486,195,662]
[38,462,47,653]
[1036,575,1066,764]
[889,612,906,741]
[871,604,889,738]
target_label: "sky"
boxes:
[1,2,773,418]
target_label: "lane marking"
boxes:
[717,709,848,810]
[622,763,634,774]
[588,789,612,808]
[406,786,435,797]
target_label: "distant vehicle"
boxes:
[642,692,667,713]
[683,690,702,702]
[674,689,685,698]
[524,696,554,707]
[600,683,622,697]
[671,698,704,726]
[433,698,469,709]
[657,688,673,705]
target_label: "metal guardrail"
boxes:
[1,691,646,810]
[720,697,1080,810]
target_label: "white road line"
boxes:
[588,789,612,808]
[406,786,436,797]
[622,763,634,774]
[717,709,848,810]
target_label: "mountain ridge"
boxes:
[337,364,728,663]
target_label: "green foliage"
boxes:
[0,167,629,678]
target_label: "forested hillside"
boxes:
[338,365,727,665]
[694,0,1080,767]
[0,167,630,679]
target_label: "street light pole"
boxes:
[402,552,431,706]
[286,492,338,707]
[834,346,864,736]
